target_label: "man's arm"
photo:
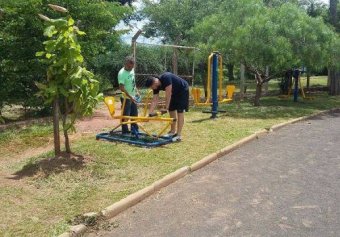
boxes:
[119,84,137,104]
[164,84,172,110]
[149,94,159,113]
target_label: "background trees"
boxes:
[0,0,339,116]
[0,0,46,117]
[0,0,129,119]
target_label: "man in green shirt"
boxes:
[118,56,139,134]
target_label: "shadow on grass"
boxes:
[191,116,214,123]
[9,152,88,180]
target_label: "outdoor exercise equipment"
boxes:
[96,91,176,147]
[192,52,235,106]
[279,69,314,101]
[192,52,235,118]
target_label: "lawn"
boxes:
[0,124,53,160]
[1,90,340,236]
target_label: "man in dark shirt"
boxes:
[145,72,189,141]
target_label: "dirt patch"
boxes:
[75,103,119,134]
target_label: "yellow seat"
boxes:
[221,85,235,103]
[104,96,115,117]
[191,87,201,104]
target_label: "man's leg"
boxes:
[169,110,177,134]
[130,101,139,131]
[120,98,131,133]
[173,89,188,138]
[176,112,184,136]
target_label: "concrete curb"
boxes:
[58,224,87,237]
[101,185,155,219]
[58,108,340,237]
[153,166,190,191]
[101,166,190,219]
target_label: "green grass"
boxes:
[238,75,328,93]
[0,124,53,160]
[300,75,328,87]
[1,91,340,236]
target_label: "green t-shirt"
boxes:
[118,67,136,98]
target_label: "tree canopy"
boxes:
[0,0,130,117]
[142,0,339,105]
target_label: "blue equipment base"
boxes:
[96,131,174,148]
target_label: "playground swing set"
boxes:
[191,52,236,118]
[96,91,177,147]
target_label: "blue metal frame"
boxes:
[96,132,174,148]
[293,69,300,102]
[211,52,219,118]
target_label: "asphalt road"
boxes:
[87,111,340,237]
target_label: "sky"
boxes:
[117,1,161,44]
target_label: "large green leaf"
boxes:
[43,25,57,37]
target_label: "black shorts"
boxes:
[169,89,189,113]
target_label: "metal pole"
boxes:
[211,52,218,118]
[293,69,299,102]
[136,42,196,49]
[191,50,195,87]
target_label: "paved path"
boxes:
[88,111,340,237]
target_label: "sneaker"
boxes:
[164,132,176,138]
[172,135,182,142]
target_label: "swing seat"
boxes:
[104,96,116,117]
[220,85,235,103]
[191,87,202,104]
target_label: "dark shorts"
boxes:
[169,89,189,113]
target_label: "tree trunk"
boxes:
[330,0,337,26]
[306,71,310,91]
[199,61,208,98]
[254,83,262,106]
[63,126,71,153]
[329,70,340,95]
[62,115,71,153]
[328,68,331,87]
[263,66,269,95]
[281,70,292,95]
[0,109,4,123]
[53,98,61,156]
[227,64,234,81]
[62,100,71,153]
[328,0,340,95]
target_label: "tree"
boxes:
[141,0,222,44]
[0,0,129,121]
[42,0,131,85]
[0,0,46,119]
[36,4,102,155]
[193,1,334,105]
